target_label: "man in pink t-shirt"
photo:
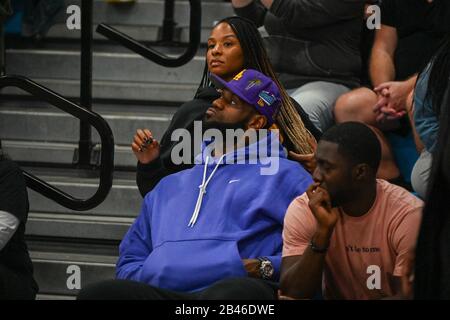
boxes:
[280,122,423,300]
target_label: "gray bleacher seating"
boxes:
[1,0,234,299]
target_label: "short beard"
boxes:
[329,186,354,208]
[202,115,249,136]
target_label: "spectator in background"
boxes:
[410,36,450,199]
[414,61,450,299]
[78,70,313,300]
[0,0,11,21]
[280,122,423,300]
[231,0,366,133]
[0,147,39,300]
[22,0,64,42]
[0,0,12,75]
[133,16,320,197]
[334,0,450,181]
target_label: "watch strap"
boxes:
[309,239,329,253]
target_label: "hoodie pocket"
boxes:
[139,239,247,292]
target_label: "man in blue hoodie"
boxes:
[78,69,312,300]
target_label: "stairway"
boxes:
[1,0,234,299]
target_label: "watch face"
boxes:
[260,260,274,279]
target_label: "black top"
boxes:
[381,0,450,79]
[136,86,322,197]
[440,212,450,298]
[0,159,38,293]
[381,0,450,38]
[234,0,365,89]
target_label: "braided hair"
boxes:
[198,16,315,154]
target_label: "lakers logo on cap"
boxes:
[245,79,262,91]
[233,69,247,81]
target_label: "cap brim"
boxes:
[209,72,252,106]
[209,72,229,91]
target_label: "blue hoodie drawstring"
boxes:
[188,154,226,227]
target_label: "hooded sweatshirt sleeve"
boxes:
[116,195,154,281]
[261,163,313,280]
[136,158,168,197]
[136,92,214,197]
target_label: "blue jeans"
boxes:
[288,81,350,133]
[411,150,432,199]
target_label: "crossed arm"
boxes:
[370,24,418,121]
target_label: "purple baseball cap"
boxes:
[210,69,281,126]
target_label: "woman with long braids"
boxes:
[132,16,320,196]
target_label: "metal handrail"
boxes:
[96,0,201,67]
[0,19,5,76]
[79,0,94,166]
[0,75,115,211]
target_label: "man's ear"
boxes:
[353,163,369,181]
[247,114,267,130]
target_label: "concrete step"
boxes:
[61,0,232,28]
[26,212,132,241]
[0,101,175,144]
[45,0,234,43]
[6,39,207,54]
[5,49,206,84]
[1,77,199,102]
[24,169,142,217]
[47,20,216,44]
[29,245,117,296]
[0,99,175,166]
[1,140,137,167]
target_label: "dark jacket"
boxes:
[136,86,321,197]
[234,0,365,89]
[0,159,38,299]
[0,0,12,22]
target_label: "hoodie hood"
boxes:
[194,86,220,100]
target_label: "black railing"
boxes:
[78,0,94,167]
[0,21,5,76]
[96,0,201,67]
[0,75,114,211]
[162,0,177,43]
[0,0,202,210]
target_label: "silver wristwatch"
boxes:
[258,257,274,280]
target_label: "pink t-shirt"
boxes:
[283,180,423,300]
